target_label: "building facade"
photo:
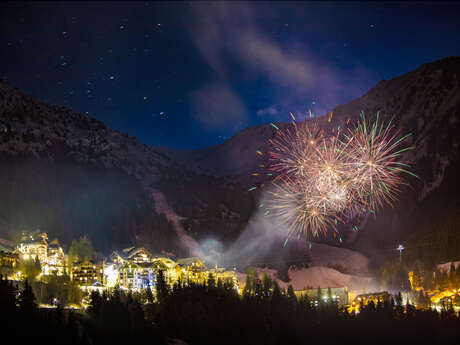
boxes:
[71,261,104,286]
[17,231,66,276]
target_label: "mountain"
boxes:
[1,56,460,265]
[0,81,254,253]
[160,56,460,263]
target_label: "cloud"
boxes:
[256,106,279,118]
[186,2,374,128]
[189,81,248,130]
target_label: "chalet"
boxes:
[209,267,239,289]
[17,231,48,264]
[71,260,104,286]
[118,261,156,290]
[352,291,391,308]
[109,248,179,290]
[112,247,155,264]
[177,257,208,284]
[16,231,66,275]
[43,239,65,275]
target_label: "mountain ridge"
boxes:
[1,56,459,265]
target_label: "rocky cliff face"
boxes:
[1,57,460,262]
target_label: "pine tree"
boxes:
[217,277,223,289]
[316,287,323,307]
[243,274,253,298]
[380,266,389,290]
[145,286,154,304]
[0,274,16,315]
[88,290,102,319]
[395,292,403,306]
[34,256,41,275]
[412,265,422,290]
[449,263,456,288]
[207,272,216,289]
[262,273,271,299]
[287,285,296,311]
[18,279,37,317]
[155,270,169,303]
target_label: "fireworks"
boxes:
[263,111,416,240]
[342,113,415,211]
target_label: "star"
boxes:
[120,25,125,30]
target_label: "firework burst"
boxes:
[262,111,416,240]
[269,114,323,180]
[342,112,416,211]
[267,177,339,239]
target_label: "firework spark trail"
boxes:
[268,177,338,240]
[269,119,323,180]
[342,112,415,212]
[262,111,416,240]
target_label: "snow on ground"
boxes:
[437,261,460,272]
[236,266,378,295]
[309,243,370,276]
[287,266,377,294]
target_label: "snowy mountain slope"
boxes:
[159,57,460,260]
[1,56,459,263]
[235,266,376,293]
[0,81,254,252]
[159,57,460,197]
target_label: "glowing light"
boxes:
[263,111,415,239]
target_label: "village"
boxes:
[1,230,459,313]
[0,231,241,300]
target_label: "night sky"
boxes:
[2,2,460,149]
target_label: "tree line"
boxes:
[2,270,460,345]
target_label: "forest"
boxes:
[1,270,459,345]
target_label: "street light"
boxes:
[397,244,404,263]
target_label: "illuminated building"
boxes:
[112,247,155,265]
[0,241,18,278]
[106,247,238,291]
[110,249,180,290]
[177,257,207,284]
[16,231,66,276]
[351,291,391,310]
[153,257,178,284]
[104,262,118,287]
[71,260,104,286]
[43,239,65,275]
[210,267,239,289]
[296,286,349,306]
[118,261,157,290]
[17,231,48,264]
